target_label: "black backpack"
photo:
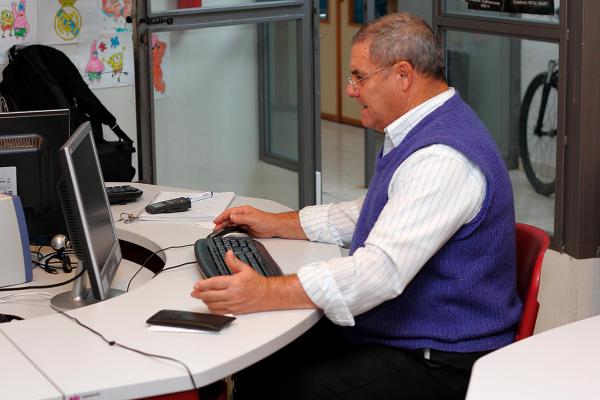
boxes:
[0,44,136,182]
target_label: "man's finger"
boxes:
[225,250,252,274]
[193,276,232,291]
[195,289,231,303]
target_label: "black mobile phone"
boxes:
[146,309,235,332]
[145,197,191,214]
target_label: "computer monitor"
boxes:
[0,109,70,245]
[51,122,123,309]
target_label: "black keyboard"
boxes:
[194,237,283,278]
[106,185,143,204]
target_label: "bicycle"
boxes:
[518,59,558,196]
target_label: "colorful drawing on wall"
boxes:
[54,0,82,41]
[103,44,126,82]
[0,0,36,61]
[11,0,29,40]
[99,0,131,32]
[85,39,104,82]
[152,33,167,94]
[1,9,14,38]
[78,32,133,88]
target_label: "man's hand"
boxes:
[191,250,317,315]
[212,206,307,240]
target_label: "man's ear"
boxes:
[396,61,414,91]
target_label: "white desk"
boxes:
[0,332,62,400]
[0,184,341,399]
[466,315,600,400]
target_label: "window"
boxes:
[435,0,600,258]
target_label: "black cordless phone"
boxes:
[145,197,191,214]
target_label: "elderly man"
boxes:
[192,12,521,400]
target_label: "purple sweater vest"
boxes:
[344,94,522,352]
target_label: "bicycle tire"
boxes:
[519,72,558,196]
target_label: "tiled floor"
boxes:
[320,119,555,234]
[321,120,368,204]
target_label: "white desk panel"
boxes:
[466,315,600,400]
[0,184,342,399]
[0,331,62,400]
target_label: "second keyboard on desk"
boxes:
[194,237,283,278]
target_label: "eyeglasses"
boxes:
[347,60,401,92]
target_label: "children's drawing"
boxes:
[103,46,126,82]
[100,0,131,32]
[85,39,104,82]
[152,33,167,94]
[79,32,133,88]
[54,0,82,41]
[1,9,13,38]
[0,0,36,61]
[11,0,29,40]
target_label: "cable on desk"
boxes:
[31,249,76,274]
[50,304,200,400]
[0,268,86,291]
[154,261,197,277]
[126,243,194,292]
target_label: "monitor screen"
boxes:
[55,122,121,305]
[0,109,70,244]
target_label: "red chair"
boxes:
[514,223,550,341]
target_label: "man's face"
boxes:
[346,40,398,132]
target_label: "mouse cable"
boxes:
[50,304,200,400]
[126,243,195,292]
[0,268,85,291]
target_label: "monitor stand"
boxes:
[51,264,124,310]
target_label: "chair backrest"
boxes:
[514,223,550,341]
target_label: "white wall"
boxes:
[536,251,600,333]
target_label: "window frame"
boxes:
[433,0,600,258]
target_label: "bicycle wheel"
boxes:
[519,72,558,196]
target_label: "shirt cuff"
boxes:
[297,262,355,326]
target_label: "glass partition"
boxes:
[151,20,300,209]
[445,30,558,233]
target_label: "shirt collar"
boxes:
[382,88,456,155]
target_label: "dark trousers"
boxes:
[233,319,488,400]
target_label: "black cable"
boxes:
[50,305,199,399]
[0,268,85,291]
[126,243,194,292]
[153,261,197,277]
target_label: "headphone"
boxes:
[44,234,73,273]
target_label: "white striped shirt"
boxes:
[297,88,487,326]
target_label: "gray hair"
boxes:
[352,12,445,81]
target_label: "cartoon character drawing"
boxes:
[104,47,127,82]
[1,9,14,38]
[101,0,120,21]
[11,0,29,40]
[101,0,129,22]
[151,34,167,94]
[85,40,105,83]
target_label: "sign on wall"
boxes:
[466,0,555,15]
